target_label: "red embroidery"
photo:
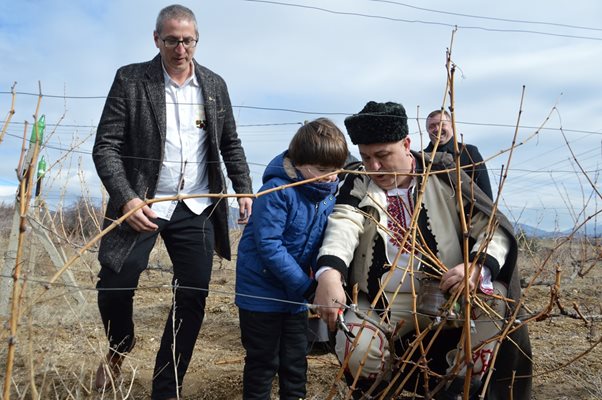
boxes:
[387,191,414,250]
[472,348,493,375]
[342,323,387,379]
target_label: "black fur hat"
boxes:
[344,101,409,145]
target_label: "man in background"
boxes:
[424,109,493,199]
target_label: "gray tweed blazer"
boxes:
[93,54,252,273]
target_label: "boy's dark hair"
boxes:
[288,118,348,168]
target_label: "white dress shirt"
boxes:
[153,64,212,220]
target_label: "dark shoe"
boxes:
[95,338,136,391]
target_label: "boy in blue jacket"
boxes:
[235,118,348,399]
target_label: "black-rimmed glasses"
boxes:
[161,37,198,49]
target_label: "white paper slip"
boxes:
[152,199,177,221]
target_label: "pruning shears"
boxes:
[337,309,355,340]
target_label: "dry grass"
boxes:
[1,228,601,399]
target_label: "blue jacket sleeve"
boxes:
[250,183,312,299]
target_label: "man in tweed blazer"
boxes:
[92,5,252,399]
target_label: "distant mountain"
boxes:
[559,223,602,238]
[515,222,601,238]
[514,223,555,238]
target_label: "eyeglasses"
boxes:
[160,37,198,49]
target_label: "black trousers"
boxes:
[239,309,308,400]
[97,202,214,400]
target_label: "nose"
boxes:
[174,42,187,53]
[315,173,336,183]
[366,159,381,171]
[323,174,337,183]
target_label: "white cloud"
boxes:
[1,0,601,231]
[0,185,18,200]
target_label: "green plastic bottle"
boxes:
[29,114,46,144]
[37,156,47,179]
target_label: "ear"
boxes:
[403,136,412,151]
[153,31,160,49]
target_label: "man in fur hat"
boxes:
[313,101,532,399]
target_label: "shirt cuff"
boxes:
[479,266,494,295]
[314,266,333,281]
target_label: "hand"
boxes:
[122,198,158,232]
[440,263,481,294]
[313,269,346,332]
[237,197,253,224]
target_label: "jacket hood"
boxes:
[262,151,298,184]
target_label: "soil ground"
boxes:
[1,234,600,399]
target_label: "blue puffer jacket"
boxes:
[235,151,337,314]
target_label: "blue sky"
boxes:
[1,0,601,232]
